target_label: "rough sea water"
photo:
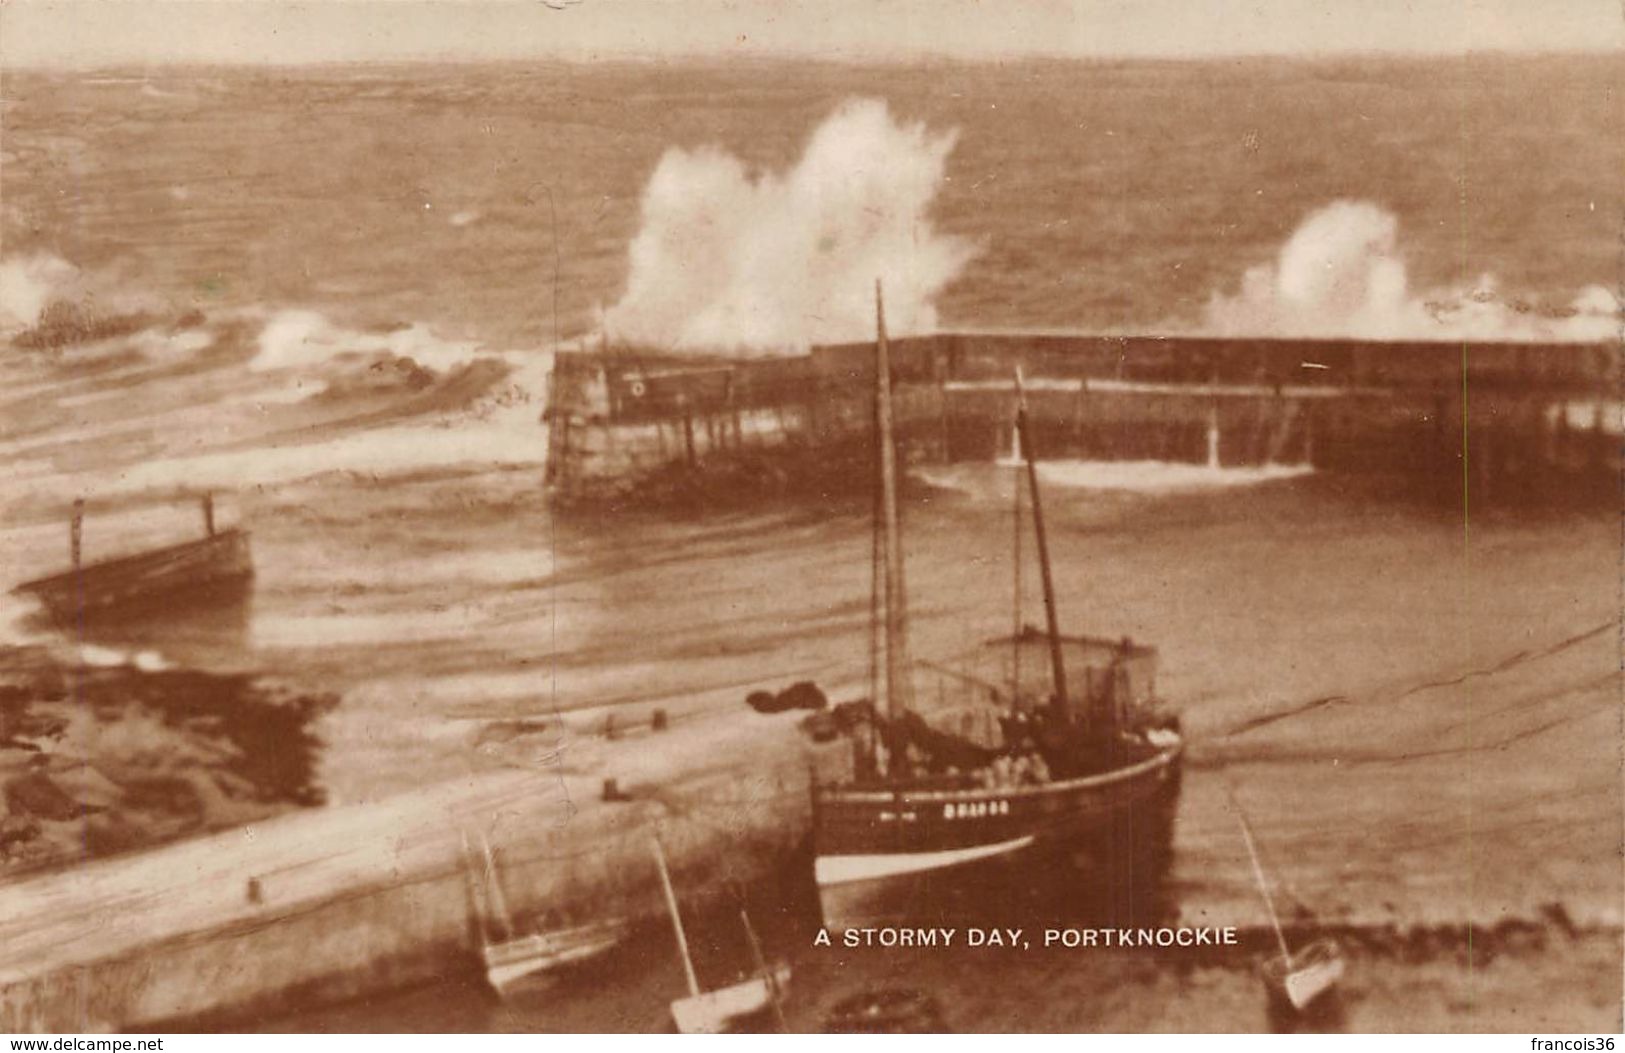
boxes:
[0,55,1620,1031]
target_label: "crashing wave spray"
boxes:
[0,253,163,337]
[604,98,976,354]
[1202,200,1618,342]
[0,254,81,330]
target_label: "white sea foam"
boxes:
[0,253,81,330]
[919,459,1314,497]
[253,309,486,376]
[605,98,975,353]
[1202,200,1619,342]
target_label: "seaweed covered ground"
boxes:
[0,645,335,874]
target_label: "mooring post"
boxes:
[202,492,216,537]
[70,499,84,569]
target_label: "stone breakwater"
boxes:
[545,332,1621,508]
[0,709,844,1032]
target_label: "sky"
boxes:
[1,0,1621,69]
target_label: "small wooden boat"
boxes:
[13,495,252,622]
[653,837,789,1034]
[1261,937,1346,1011]
[464,832,627,996]
[1230,789,1345,1012]
[670,962,791,1035]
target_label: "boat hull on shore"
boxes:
[15,529,254,624]
[669,963,790,1034]
[481,919,630,996]
[814,739,1182,927]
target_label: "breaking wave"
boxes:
[1201,201,1619,342]
[604,98,976,353]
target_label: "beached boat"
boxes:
[653,838,789,1033]
[669,962,791,1035]
[464,832,628,996]
[811,283,1184,928]
[1261,938,1345,1011]
[13,495,253,622]
[1230,789,1345,1012]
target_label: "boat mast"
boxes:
[459,831,491,945]
[479,833,515,942]
[1228,789,1294,964]
[874,280,914,722]
[652,836,702,998]
[1014,368,1069,717]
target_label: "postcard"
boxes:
[0,0,1619,1038]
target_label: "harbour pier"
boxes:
[545,332,1621,504]
[0,710,841,1031]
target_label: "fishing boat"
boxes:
[13,495,253,623]
[463,832,628,997]
[811,282,1184,928]
[1229,789,1345,1012]
[653,837,789,1034]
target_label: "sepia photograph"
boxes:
[0,0,1620,1037]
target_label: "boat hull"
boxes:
[481,920,630,995]
[669,963,790,1034]
[1262,938,1346,1011]
[814,742,1181,927]
[14,530,253,624]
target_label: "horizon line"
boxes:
[5,44,1620,74]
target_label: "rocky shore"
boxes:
[0,645,335,875]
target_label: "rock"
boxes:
[776,681,828,711]
[4,769,86,821]
[0,814,39,850]
[749,682,830,714]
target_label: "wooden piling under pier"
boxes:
[0,711,842,1032]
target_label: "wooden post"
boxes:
[202,493,216,537]
[70,499,84,569]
